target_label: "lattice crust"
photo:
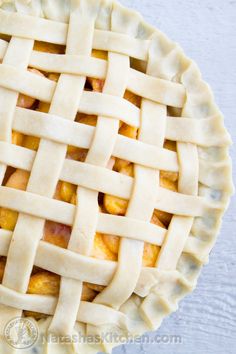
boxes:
[0,0,233,353]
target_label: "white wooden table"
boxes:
[110,1,236,353]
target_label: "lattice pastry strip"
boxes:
[93,21,168,315]
[49,2,101,336]
[0,34,35,332]
[140,43,199,328]
[0,103,229,148]
[84,58,131,349]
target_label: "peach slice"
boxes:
[17,68,44,109]
[33,41,65,54]
[92,233,117,261]
[0,169,29,230]
[43,221,71,249]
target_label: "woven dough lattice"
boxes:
[0,0,233,353]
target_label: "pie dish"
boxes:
[0,0,233,353]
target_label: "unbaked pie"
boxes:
[0,0,233,353]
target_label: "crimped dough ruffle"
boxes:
[0,0,233,353]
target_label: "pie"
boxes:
[0,0,233,353]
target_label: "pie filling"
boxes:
[0,43,178,319]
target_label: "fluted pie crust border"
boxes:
[0,0,234,353]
